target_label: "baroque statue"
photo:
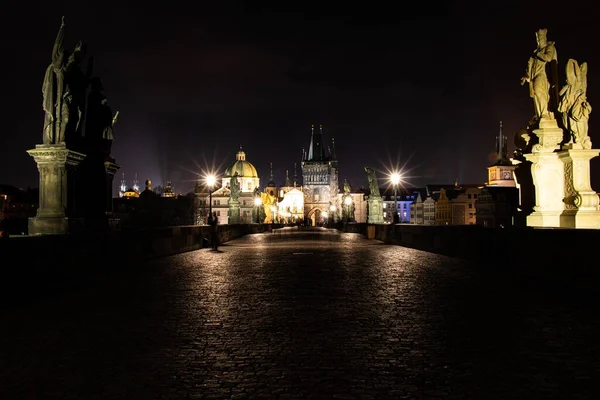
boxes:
[85,77,119,155]
[343,178,351,193]
[520,28,558,121]
[230,172,240,201]
[42,17,89,145]
[558,59,592,149]
[364,166,381,198]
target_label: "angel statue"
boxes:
[558,59,592,149]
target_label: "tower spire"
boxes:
[307,124,325,161]
[496,120,508,162]
[293,162,298,187]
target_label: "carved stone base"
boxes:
[532,118,563,153]
[28,216,69,236]
[27,144,86,235]
[524,151,565,228]
[527,211,562,228]
[228,200,240,224]
[558,148,600,229]
[559,210,600,229]
[367,198,384,224]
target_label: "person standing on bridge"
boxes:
[209,211,219,250]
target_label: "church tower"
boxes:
[301,124,339,225]
[487,121,516,187]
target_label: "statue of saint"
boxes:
[364,166,381,198]
[85,77,118,154]
[230,172,240,201]
[41,17,88,145]
[520,29,558,121]
[343,179,351,194]
[559,59,592,148]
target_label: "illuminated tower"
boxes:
[487,121,516,187]
[119,173,127,197]
[301,124,339,225]
[132,173,140,192]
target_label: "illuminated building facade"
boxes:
[194,147,261,224]
[301,125,339,226]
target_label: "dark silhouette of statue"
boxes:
[85,77,118,156]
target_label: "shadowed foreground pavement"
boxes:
[1,228,599,399]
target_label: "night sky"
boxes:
[2,1,598,194]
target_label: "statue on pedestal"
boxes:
[365,166,381,198]
[230,172,240,202]
[85,77,118,156]
[559,59,592,149]
[520,28,558,121]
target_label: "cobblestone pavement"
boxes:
[2,228,599,399]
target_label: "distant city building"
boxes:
[163,181,176,198]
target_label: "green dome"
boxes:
[224,149,258,178]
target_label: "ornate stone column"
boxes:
[228,199,240,224]
[524,119,565,228]
[27,144,86,235]
[558,149,600,228]
[104,161,120,214]
[367,197,384,224]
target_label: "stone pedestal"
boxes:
[228,199,240,224]
[524,119,565,228]
[27,144,86,235]
[511,158,535,226]
[558,149,600,229]
[367,197,384,224]
[104,161,120,215]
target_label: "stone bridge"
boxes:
[1,227,598,398]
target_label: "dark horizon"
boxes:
[1,1,598,194]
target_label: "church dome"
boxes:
[224,148,258,178]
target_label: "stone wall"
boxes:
[0,224,279,305]
[342,222,600,283]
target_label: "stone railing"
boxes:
[340,222,600,284]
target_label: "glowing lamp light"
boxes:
[344,196,353,205]
[330,204,336,212]
[206,175,216,187]
[254,198,262,206]
[390,173,401,185]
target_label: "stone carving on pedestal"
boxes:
[364,166,384,224]
[28,17,120,234]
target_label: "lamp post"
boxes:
[254,197,262,224]
[391,172,401,224]
[206,174,216,224]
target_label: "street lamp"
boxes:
[390,172,401,224]
[206,174,216,224]
[254,197,262,223]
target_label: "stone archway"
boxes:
[307,208,322,226]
